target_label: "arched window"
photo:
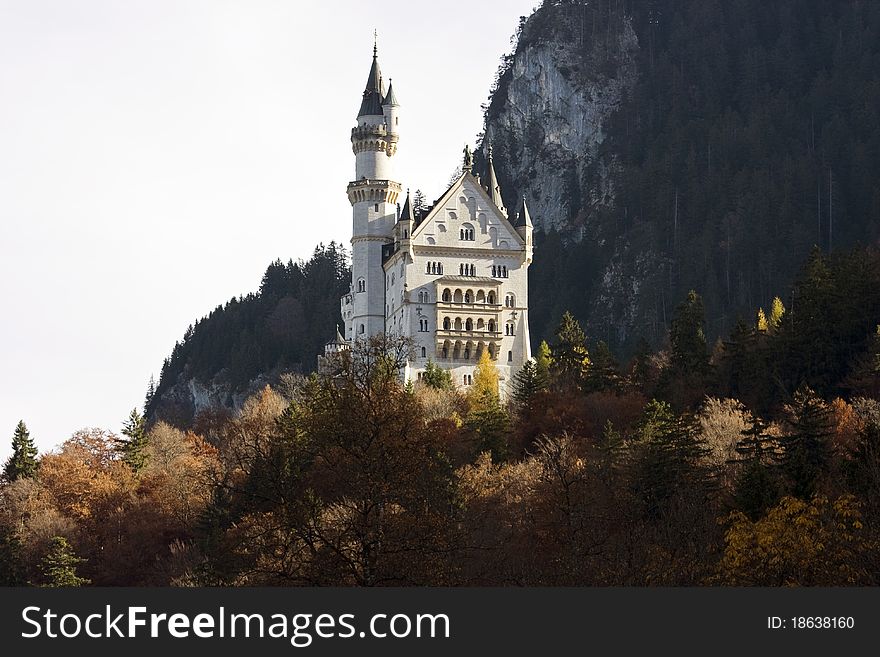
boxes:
[508,350,513,362]
[421,347,427,358]
[460,223,475,241]
[426,262,431,274]
[459,263,464,276]
[358,324,365,334]
[477,318,485,330]
[443,317,451,330]
[442,289,451,302]
[488,320,496,333]
[464,346,470,359]
[487,292,496,305]
[506,322,515,336]
[470,264,476,276]
[442,345,449,358]
[466,318,473,331]
[438,263,443,274]
[503,266,508,278]
[454,317,462,330]
[492,266,497,277]
[465,291,472,303]
[505,293,515,308]
[357,278,366,293]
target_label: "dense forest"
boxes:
[484,0,880,356]
[145,243,350,424]
[3,245,879,586]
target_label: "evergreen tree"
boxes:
[38,537,90,587]
[117,408,148,472]
[3,421,38,482]
[511,359,547,418]
[421,359,453,390]
[583,340,620,392]
[732,416,781,518]
[551,311,590,389]
[779,385,833,499]
[669,290,709,374]
[0,528,25,586]
[629,400,712,516]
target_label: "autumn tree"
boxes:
[3,421,38,482]
[716,496,874,586]
[466,350,509,460]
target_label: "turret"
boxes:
[397,188,415,242]
[485,144,506,215]
[515,196,534,263]
[383,79,400,140]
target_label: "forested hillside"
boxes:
[3,245,880,586]
[483,0,880,356]
[145,243,349,425]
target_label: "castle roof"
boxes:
[383,80,399,107]
[515,197,533,228]
[357,45,386,118]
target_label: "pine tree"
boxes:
[117,408,148,472]
[38,537,90,587]
[421,359,453,390]
[511,359,547,418]
[551,311,590,389]
[629,400,712,516]
[780,385,833,499]
[3,421,38,482]
[732,416,781,518]
[669,290,709,373]
[0,528,25,586]
[583,340,620,392]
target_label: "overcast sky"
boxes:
[0,0,538,460]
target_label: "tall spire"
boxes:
[383,78,399,106]
[358,36,385,117]
[515,196,533,228]
[486,144,504,210]
[400,188,415,223]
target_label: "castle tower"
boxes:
[346,42,402,339]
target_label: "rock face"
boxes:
[484,4,638,235]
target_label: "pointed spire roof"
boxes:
[357,38,386,118]
[399,188,415,222]
[335,326,346,344]
[383,79,399,106]
[515,196,533,228]
[486,144,504,210]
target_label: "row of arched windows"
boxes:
[441,317,498,333]
[505,322,516,336]
[419,318,429,332]
[460,226,475,241]
[492,265,509,278]
[459,263,476,276]
[438,341,499,361]
[440,288,499,305]
[426,261,443,275]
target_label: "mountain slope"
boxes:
[483,0,880,355]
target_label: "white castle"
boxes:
[329,44,534,393]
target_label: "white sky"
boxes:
[0,0,538,460]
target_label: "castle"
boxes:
[329,44,534,393]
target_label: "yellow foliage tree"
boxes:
[756,308,769,332]
[471,349,500,402]
[716,495,874,585]
[769,296,785,329]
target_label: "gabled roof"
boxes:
[411,171,525,248]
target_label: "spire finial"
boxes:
[463,144,473,172]
[373,30,378,57]
[488,143,494,160]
